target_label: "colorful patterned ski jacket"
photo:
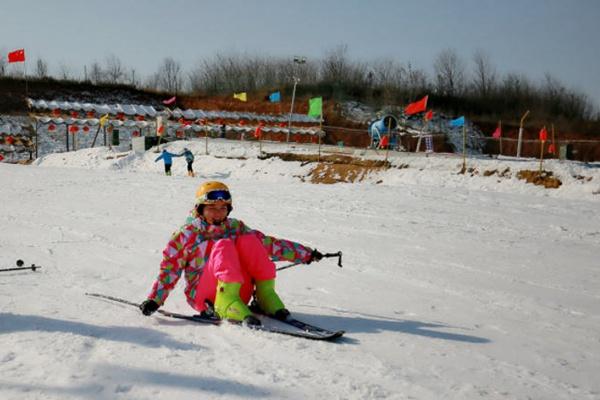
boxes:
[147,210,313,311]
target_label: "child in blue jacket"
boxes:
[154,149,180,176]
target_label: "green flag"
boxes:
[308,97,322,118]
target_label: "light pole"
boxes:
[287,56,306,143]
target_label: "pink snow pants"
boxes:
[193,233,276,311]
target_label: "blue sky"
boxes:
[2,0,599,108]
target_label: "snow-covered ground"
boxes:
[1,138,599,399]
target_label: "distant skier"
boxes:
[140,181,323,325]
[179,147,196,177]
[154,149,179,176]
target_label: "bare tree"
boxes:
[104,54,125,84]
[88,61,103,84]
[58,62,71,80]
[405,62,429,96]
[320,44,367,86]
[434,48,466,96]
[0,48,6,77]
[128,68,139,88]
[156,57,183,93]
[471,49,497,97]
[35,58,49,78]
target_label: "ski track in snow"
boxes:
[1,139,599,399]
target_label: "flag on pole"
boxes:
[450,116,465,127]
[492,123,502,138]
[156,116,164,136]
[8,49,25,63]
[162,96,176,105]
[234,92,247,102]
[539,126,547,142]
[405,95,428,115]
[424,110,434,121]
[269,91,281,102]
[254,123,264,139]
[308,97,323,118]
[99,114,109,127]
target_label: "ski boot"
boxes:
[254,279,290,321]
[214,281,260,326]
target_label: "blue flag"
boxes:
[269,91,281,103]
[450,116,465,127]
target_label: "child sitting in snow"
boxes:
[140,181,323,325]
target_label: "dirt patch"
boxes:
[483,167,511,178]
[214,155,248,160]
[573,174,593,182]
[458,166,479,176]
[261,152,390,167]
[517,170,562,189]
[259,152,392,184]
[307,162,390,184]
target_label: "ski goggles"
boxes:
[200,189,232,204]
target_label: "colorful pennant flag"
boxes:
[8,49,25,63]
[424,110,434,121]
[269,91,281,102]
[254,124,264,139]
[162,96,176,105]
[405,95,428,115]
[234,92,247,102]
[492,123,502,138]
[539,126,548,142]
[156,116,164,136]
[450,116,465,127]
[99,114,109,127]
[308,97,323,118]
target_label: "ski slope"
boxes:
[1,139,599,399]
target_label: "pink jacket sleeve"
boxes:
[147,229,191,305]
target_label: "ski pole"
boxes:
[0,260,42,273]
[276,251,343,272]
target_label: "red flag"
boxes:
[492,124,502,139]
[254,124,263,139]
[424,110,433,121]
[539,127,548,142]
[548,143,556,154]
[379,135,389,149]
[0,154,4,162]
[162,96,176,105]
[8,49,25,63]
[405,95,428,115]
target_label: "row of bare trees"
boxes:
[1,45,596,122]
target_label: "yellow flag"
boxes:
[233,92,247,102]
[99,114,109,127]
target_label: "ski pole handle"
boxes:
[322,251,343,268]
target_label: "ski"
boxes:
[86,293,344,341]
[269,315,345,339]
[249,303,344,338]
